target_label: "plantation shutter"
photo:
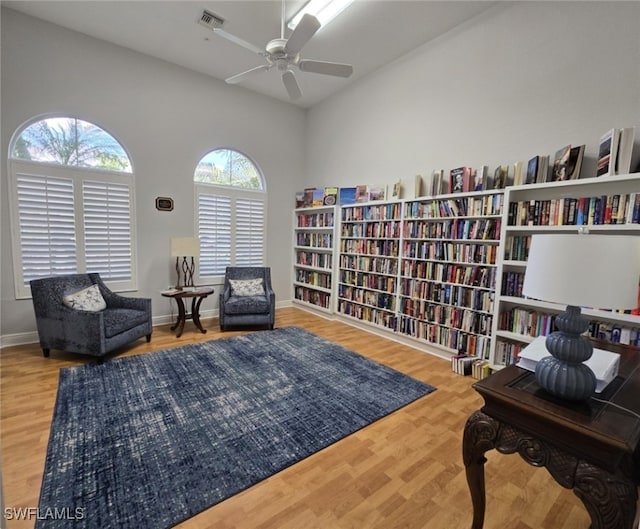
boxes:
[16,173,77,284]
[236,198,265,266]
[198,193,232,276]
[83,181,133,280]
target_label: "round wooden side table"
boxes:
[161,287,214,338]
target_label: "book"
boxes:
[474,165,488,191]
[368,185,386,201]
[516,335,620,393]
[616,127,635,175]
[597,128,620,176]
[312,188,324,207]
[537,155,549,183]
[551,145,571,182]
[323,186,338,206]
[303,187,315,208]
[512,161,524,186]
[338,187,357,205]
[391,179,402,199]
[355,185,368,203]
[450,167,468,193]
[566,144,585,180]
[493,165,508,189]
[414,174,424,198]
[526,156,539,185]
[430,170,443,196]
[295,191,305,208]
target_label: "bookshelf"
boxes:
[292,205,337,313]
[335,191,504,364]
[398,191,504,359]
[490,173,640,369]
[337,201,401,332]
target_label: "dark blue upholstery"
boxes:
[219,267,275,331]
[30,273,152,358]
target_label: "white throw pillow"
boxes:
[229,278,265,297]
[63,284,107,312]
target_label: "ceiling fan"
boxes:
[202,2,354,100]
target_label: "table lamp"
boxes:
[522,233,640,401]
[170,237,200,290]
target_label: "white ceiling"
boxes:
[2,0,497,108]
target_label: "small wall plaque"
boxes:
[156,196,174,212]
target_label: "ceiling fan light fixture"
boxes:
[287,0,354,31]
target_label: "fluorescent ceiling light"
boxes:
[288,0,354,31]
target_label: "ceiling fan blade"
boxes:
[214,28,265,56]
[284,14,320,55]
[282,70,302,100]
[226,64,271,84]
[298,60,354,78]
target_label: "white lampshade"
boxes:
[522,234,640,310]
[170,237,200,257]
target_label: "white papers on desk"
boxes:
[516,335,620,393]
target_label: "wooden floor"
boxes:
[1,307,590,529]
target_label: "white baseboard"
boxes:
[0,300,294,349]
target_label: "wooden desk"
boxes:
[463,342,640,529]
[161,287,214,338]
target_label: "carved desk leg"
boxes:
[463,410,500,529]
[573,460,637,529]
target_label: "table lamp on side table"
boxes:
[170,237,200,290]
[522,233,640,401]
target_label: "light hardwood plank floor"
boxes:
[1,307,590,529]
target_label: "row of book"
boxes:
[403,218,501,241]
[340,221,401,239]
[297,126,636,209]
[507,193,640,227]
[294,286,331,309]
[498,308,557,338]
[295,232,333,248]
[399,282,495,313]
[296,211,335,228]
[501,271,525,297]
[400,279,496,307]
[401,260,496,288]
[339,272,397,294]
[341,202,400,221]
[402,240,498,264]
[398,303,493,336]
[493,340,526,367]
[339,255,398,275]
[397,316,492,357]
[337,301,397,331]
[338,286,397,311]
[451,354,492,380]
[405,194,504,219]
[503,235,531,262]
[295,250,333,269]
[339,239,399,256]
[294,269,331,289]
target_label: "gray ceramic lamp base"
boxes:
[534,305,597,402]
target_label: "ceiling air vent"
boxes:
[198,10,225,30]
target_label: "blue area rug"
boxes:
[37,326,435,529]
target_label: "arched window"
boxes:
[8,116,136,298]
[194,148,266,279]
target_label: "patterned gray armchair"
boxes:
[30,273,152,358]
[219,267,275,331]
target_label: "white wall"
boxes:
[306,2,640,191]
[3,2,640,343]
[0,9,306,340]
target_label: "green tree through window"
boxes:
[194,149,262,189]
[12,117,131,172]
